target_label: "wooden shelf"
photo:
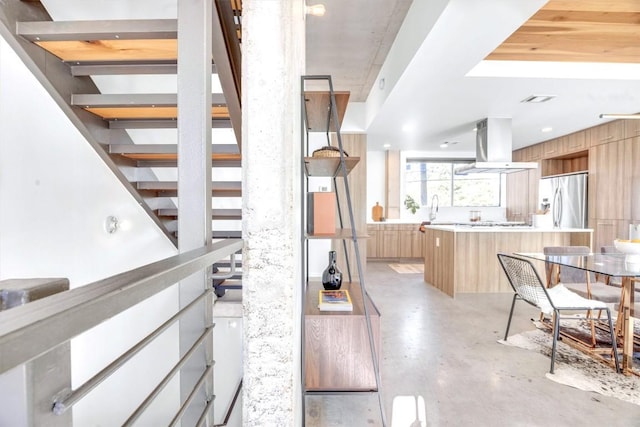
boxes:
[304,156,360,177]
[303,91,350,132]
[304,281,380,391]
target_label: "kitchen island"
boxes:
[423,225,593,297]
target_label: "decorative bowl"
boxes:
[614,239,640,266]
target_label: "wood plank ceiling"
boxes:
[487,0,640,63]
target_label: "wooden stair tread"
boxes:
[137,181,241,190]
[157,208,242,219]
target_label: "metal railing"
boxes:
[0,238,243,425]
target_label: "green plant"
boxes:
[404,195,420,214]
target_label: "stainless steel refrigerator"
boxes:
[539,172,587,229]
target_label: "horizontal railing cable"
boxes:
[122,326,214,427]
[52,288,214,415]
[168,363,215,427]
[0,239,242,374]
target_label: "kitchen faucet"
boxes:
[429,194,439,221]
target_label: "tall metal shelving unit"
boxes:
[300,75,386,426]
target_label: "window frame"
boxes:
[404,158,503,208]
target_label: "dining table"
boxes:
[516,251,638,374]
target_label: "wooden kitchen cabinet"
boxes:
[398,224,423,258]
[366,224,379,258]
[624,120,640,141]
[563,130,588,153]
[631,139,640,221]
[541,138,560,159]
[589,121,625,147]
[588,140,632,220]
[505,170,529,221]
[367,223,423,259]
[589,218,630,252]
[378,224,400,258]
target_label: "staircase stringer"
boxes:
[0,1,177,247]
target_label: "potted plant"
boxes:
[404,195,420,214]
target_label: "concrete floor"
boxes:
[305,261,640,426]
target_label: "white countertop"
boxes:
[424,224,593,233]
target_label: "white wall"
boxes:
[0,37,182,426]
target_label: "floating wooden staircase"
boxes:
[2,0,244,291]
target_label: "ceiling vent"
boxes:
[521,95,555,103]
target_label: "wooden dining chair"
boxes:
[497,253,620,374]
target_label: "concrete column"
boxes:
[242,0,304,425]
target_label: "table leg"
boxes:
[621,276,634,373]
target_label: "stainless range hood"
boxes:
[455,118,538,175]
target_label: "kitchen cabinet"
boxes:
[624,120,640,141]
[541,138,560,158]
[540,151,588,177]
[366,224,379,258]
[378,224,400,258]
[537,130,589,177]
[632,139,640,221]
[424,226,593,297]
[505,170,530,221]
[590,218,630,253]
[589,121,625,147]
[563,130,588,153]
[399,224,423,258]
[506,120,636,252]
[366,223,424,259]
[588,139,632,220]
[525,143,542,161]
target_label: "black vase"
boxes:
[322,251,342,290]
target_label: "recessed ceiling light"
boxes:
[521,95,556,103]
[541,127,553,132]
[383,143,391,148]
[440,142,449,148]
[402,123,415,133]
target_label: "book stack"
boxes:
[318,289,353,312]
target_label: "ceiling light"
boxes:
[541,127,553,132]
[305,4,326,16]
[440,142,449,148]
[402,123,415,133]
[521,95,555,103]
[383,143,391,149]
[600,113,640,119]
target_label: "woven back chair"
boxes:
[497,253,620,374]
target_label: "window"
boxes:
[405,160,501,207]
